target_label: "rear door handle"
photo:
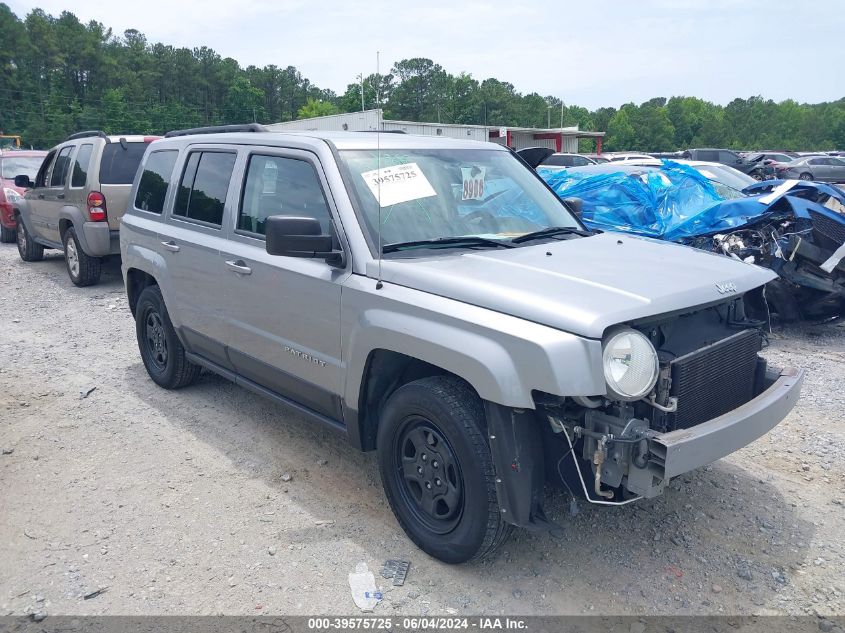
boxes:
[37,194,45,199]
[225,259,252,275]
[160,240,180,252]
[57,193,65,200]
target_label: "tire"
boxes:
[63,226,102,287]
[751,170,764,181]
[16,216,43,262]
[0,223,15,243]
[377,375,511,563]
[135,285,201,389]
[799,172,813,181]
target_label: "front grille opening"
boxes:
[667,329,761,430]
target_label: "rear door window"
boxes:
[173,151,237,226]
[99,142,149,184]
[134,150,179,214]
[71,143,94,187]
[719,150,740,163]
[50,146,74,187]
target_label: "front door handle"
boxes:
[225,259,252,275]
[57,193,65,200]
[37,194,45,199]
[160,240,180,252]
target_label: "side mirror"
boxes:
[265,215,341,263]
[14,175,33,189]
[563,197,583,219]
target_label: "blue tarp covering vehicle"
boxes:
[535,160,845,320]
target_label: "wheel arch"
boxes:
[126,268,159,317]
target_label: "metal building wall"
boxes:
[266,110,381,132]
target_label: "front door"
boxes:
[218,148,350,420]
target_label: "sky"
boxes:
[7,0,845,110]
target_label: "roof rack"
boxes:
[164,123,268,138]
[65,130,109,142]
[354,130,406,134]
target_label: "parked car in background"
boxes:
[0,149,47,242]
[776,155,845,182]
[538,152,596,168]
[14,131,160,286]
[682,148,760,175]
[121,125,803,563]
[605,152,661,165]
[677,159,757,194]
[743,151,799,180]
[584,153,610,164]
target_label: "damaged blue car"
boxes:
[526,156,845,320]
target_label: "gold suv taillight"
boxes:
[87,191,107,221]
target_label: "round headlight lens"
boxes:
[602,328,659,401]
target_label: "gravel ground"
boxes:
[1,243,843,618]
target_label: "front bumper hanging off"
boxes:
[643,365,804,486]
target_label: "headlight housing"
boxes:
[3,188,22,203]
[602,327,659,401]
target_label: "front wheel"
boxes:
[377,376,511,563]
[16,216,43,262]
[63,226,101,287]
[799,172,813,181]
[135,285,201,389]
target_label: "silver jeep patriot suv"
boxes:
[120,124,804,563]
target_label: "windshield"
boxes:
[338,148,580,252]
[692,164,755,193]
[1,156,44,180]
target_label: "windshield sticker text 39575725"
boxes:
[360,162,437,207]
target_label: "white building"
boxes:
[266,109,605,153]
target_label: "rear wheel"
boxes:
[377,376,511,563]
[799,172,813,181]
[135,285,201,389]
[16,217,43,262]
[63,226,101,287]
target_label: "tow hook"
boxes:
[592,437,615,499]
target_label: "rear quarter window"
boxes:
[134,150,179,214]
[99,142,149,185]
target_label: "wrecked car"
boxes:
[535,160,845,321]
[122,127,804,563]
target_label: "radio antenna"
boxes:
[375,50,384,290]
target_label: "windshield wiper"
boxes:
[511,226,592,244]
[382,236,515,253]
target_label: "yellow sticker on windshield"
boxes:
[361,163,437,207]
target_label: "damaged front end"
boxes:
[489,296,803,525]
[689,181,845,321]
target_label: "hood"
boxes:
[368,232,775,339]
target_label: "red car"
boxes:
[0,149,48,242]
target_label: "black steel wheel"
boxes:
[377,375,511,563]
[393,416,465,534]
[135,285,201,389]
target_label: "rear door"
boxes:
[158,146,239,371]
[217,147,350,420]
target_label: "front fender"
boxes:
[13,200,36,235]
[341,276,606,411]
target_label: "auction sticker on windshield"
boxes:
[461,166,486,200]
[361,163,437,207]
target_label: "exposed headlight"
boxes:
[3,188,22,203]
[602,328,659,401]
